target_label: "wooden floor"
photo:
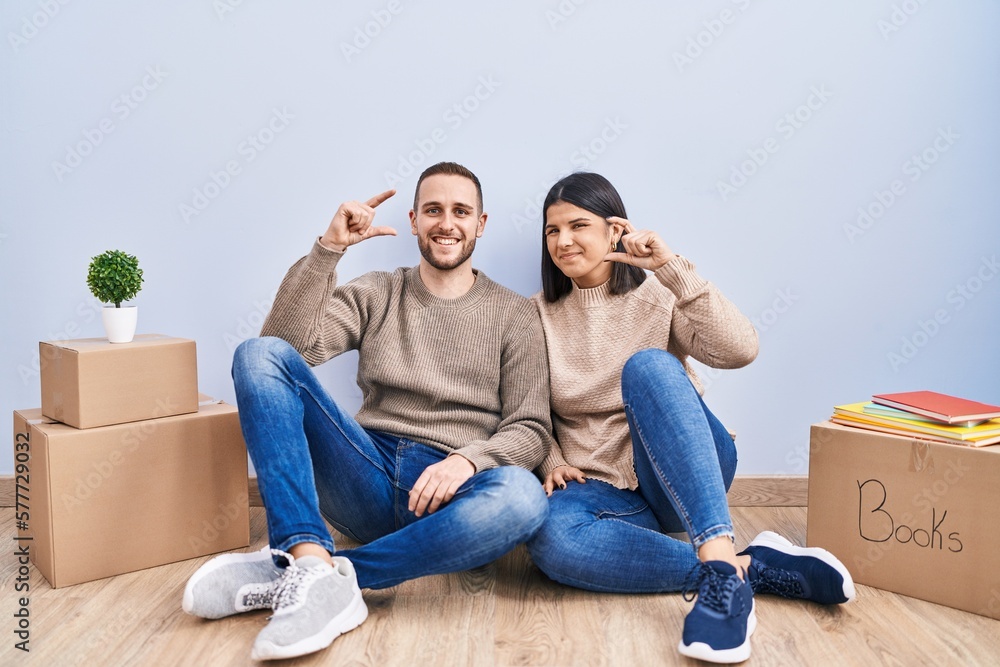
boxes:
[2,507,998,667]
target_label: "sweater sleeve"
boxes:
[452,309,554,473]
[260,239,387,367]
[535,440,571,481]
[654,255,759,369]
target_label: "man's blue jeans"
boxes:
[232,337,548,590]
[526,349,737,593]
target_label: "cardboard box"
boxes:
[40,334,198,429]
[807,421,1000,619]
[13,400,249,588]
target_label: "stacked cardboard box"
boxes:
[807,421,1000,620]
[14,334,249,588]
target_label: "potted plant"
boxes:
[87,249,144,343]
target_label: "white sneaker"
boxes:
[182,545,280,619]
[251,552,368,661]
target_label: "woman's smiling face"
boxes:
[544,201,618,288]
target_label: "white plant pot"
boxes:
[102,306,138,343]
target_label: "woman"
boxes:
[527,172,854,664]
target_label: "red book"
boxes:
[871,391,1000,425]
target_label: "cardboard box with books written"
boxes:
[13,399,249,588]
[806,421,1000,619]
[40,334,198,429]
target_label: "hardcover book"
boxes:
[871,390,1000,425]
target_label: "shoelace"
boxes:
[241,588,273,609]
[681,562,746,617]
[268,549,329,614]
[751,563,804,599]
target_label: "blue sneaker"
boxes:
[739,531,856,605]
[678,560,755,664]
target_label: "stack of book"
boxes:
[831,390,1000,447]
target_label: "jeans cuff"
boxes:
[273,533,336,566]
[690,524,735,550]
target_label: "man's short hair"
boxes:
[413,162,483,213]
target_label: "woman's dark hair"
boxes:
[541,172,646,302]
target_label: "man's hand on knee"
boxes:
[408,455,476,517]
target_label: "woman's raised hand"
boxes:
[605,217,676,272]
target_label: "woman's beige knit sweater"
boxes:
[532,255,759,490]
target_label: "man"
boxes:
[182,162,552,661]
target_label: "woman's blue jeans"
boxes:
[526,349,737,593]
[232,337,549,590]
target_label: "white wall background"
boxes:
[2,1,999,476]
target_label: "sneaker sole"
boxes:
[749,531,856,603]
[251,587,368,661]
[182,546,274,618]
[677,600,756,664]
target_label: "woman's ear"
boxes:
[609,220,626,243]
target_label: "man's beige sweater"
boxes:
[260,240,553,473]
[532,256,759,490]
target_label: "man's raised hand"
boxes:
[319,189,398,252]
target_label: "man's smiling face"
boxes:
[410,173,486,271]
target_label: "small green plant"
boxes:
[87,250,144,308]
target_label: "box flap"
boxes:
[41,333,190,353]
